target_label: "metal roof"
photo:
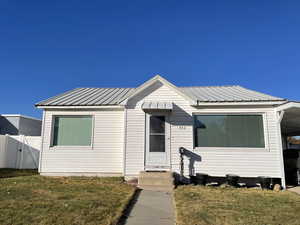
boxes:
[36,88,134,106]
[36,85,285,106]
[180,85,285,102]
[142,102,173,110]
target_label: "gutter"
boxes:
[195,100,287,107]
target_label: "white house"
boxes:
[36,75,300,188]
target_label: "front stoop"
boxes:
[138,171,174,192]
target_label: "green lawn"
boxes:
[0,169,135,225]
[175,185,300,225]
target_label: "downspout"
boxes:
[277,110,286,189]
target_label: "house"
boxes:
[35,75,300,188]
[0,114,42,136]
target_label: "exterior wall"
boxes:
[0,115,42,136]
[0,116,20,135]
[125,81,283,179]
[39,109,124,175]
[19,117,42,136]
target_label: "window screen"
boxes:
[149,116,165,152]
[52,116,92,146]
[194,115,265,148]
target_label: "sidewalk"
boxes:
[122,190,175,225]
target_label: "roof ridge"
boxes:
[75,85,241,89]
[179,85,240,88]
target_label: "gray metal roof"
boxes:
[180,85,285,102]
[36,85,285,106]
[36,88,134,106]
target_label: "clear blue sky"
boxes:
[1,1,299,118]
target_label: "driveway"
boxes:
[288,186,300,195]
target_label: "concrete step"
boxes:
[138,177,174,186]
[139,171,173,179]
[138,184,174,192]
[138,171,174,192]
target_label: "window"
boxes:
[149,116,165,152]
[52,116,93,146]
[194,114,265,148]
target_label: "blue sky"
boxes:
[1,1,300,118]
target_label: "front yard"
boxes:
[0,169,135,225]
[175,185,300,225]
[2,169,300,225]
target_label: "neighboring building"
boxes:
[35,75,300,188]
[0,114,42,136]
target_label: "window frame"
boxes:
[49,114,95,149]
[149,115,166,153]
[192,112,269,151]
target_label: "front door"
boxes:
[145,113,170,170]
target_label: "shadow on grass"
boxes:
[117,188,142,225]
[0,168,38,178]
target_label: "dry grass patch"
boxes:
[0,171,135,225]
[175,185,300,225]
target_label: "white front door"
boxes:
[145,113,170,170]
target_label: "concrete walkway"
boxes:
[288,186,300,195]
[123,190,175,225]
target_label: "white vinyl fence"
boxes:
[0,135,40,169]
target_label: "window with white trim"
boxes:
[194,114,265,148]
[52,115,93,146]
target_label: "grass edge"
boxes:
[113,186,138,225]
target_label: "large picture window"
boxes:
[194,114,265,148]
[52,115,93,146]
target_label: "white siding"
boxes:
[40,109,124,174]
[125,81,282,178]
[124,108,145,176]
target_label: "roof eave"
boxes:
[195,100,287,106]
[36,105,125,109]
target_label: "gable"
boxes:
[127,80,189,107]
[121,75,197,106]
